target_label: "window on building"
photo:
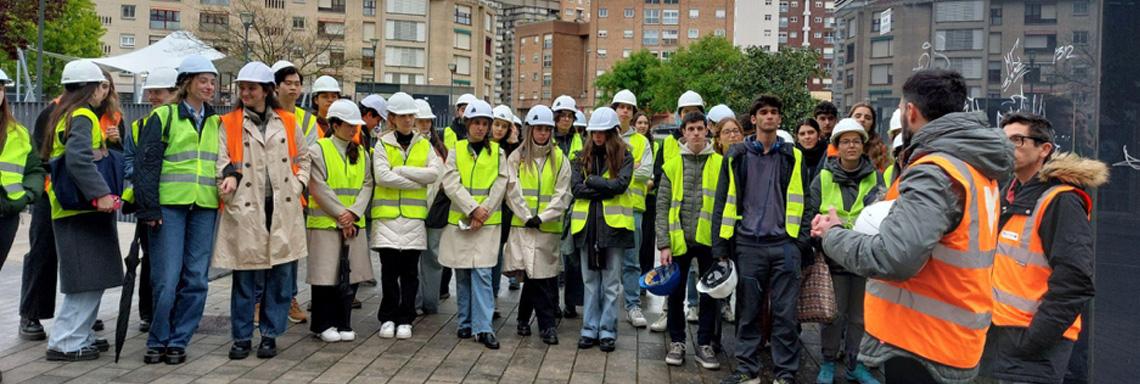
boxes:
[485,13,493,32]
[625,8,635,18]
[624,30,634,39]
[292,17,305,30]
[948,57,983,79]
[663,10,679,25]
[121,5,135,19]
[329,47,345,66]
[199,11,228,32]
[454,56,471,75]
[543,34,552,49]
[318,21,345,39]
[780,17,788,28]
[120,34,135,48]
[266,0,285,9]
[815,16,823,23]
[386,20,425,42]
[845,43,855,63]
[543,73,552,87]
[1025,2,1057,24]
[1024,34,1057,53]
[814,31,823,38]
[362,47,375,70]
[623,48,632,58]
[663,0,678,4]
[934,1,984,22]
[845,69,854,88]
[988,60,1002,83]
[765,14,772,21]
[543,53,552,67]
[689,28,699,39]
[871,38,892,58]
[870,64,893,85]
[643,29,660,45]
[790,16,799,23]
[714,28,725,37]
[598,30,608,38]
[1073,30,1090,45]
[363,0,376,16]
[871,13,880,32]
[99,15,112,26]
[935,29,984,51]
[989,32,1001,54]
[644,9,660,24]
[1073,0,1089,16]
[201,0,229,5]
[990,5,1002,25]
[662,29,679,45]
[598,49,608,58]
[455,5,472,25]
[318,0,346,13]
[455,30,471,50]
[150,9,180,30]
[387,0,427,15]
[716,9,726,19]
[599,7,608,17]
[645,0,660,3]
[690,8,699,18]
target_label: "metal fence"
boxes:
[11,101,156,135]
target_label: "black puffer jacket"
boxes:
[571,148,634,257]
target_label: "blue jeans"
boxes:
[621,211,643,310]
[147,206,216,349]
[416,227,444,314]
[231,261,296,341]
[455,267,494,334]
[47,290,102,352]
[581,247,623,340]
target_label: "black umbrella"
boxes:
[114,225,143,363]
[336,231,354,299]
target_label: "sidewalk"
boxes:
[0,215,824,383]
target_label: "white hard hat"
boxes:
[142,67,179,90]
[892,133,904,150]
[853,200,894,234]
[235,61,275,84]
[177,55,218,77]
[326,99,366,126]
[387,92,419,115]
[456,93,477,106]
[0,68,10,84]
[696,259,738,299]
[831,118,869,143]
[611,89,637,108]
[574,110,587,128]
[525,105,555,127]
[270,60,295,73]
[889,108,903,135]
[707,104,735,124]
[586,107,620,132]
[463,99,494,120]
[312,75,341,94]
[552,95,577,113]
[414,99,436,120]
[61,59,105,85]
[492,105,515,123]
[676,90,705,113]
[513,115,522,126]
[360,94,387,120]
[776,130,795,143]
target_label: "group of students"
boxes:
[0,61,1097,384]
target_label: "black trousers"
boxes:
[517,276,559,331]
[884,356,939,383]
[137,225,154,322]
[20,195,56,320]
[0,214,19,271]
[377,249,420,325]
[441,267,452,295]
[562,248,584,308]
[310,284,356,333]
[667,244,717,345]
[638,196,656,276]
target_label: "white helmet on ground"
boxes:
[707,104,735,125]
[386,92,419,115]
[676,90,705,114]
[587,107,620,132]
[235,62,275,84]
[611,89,637,108]
[326,99,366,126]
[414,99,436,120]
[456,93,477,106]
[143,67,179,90]
[61,59,105,85]
[311,75,341,94]
[463,100,494,120]
[552,95,577,113]
[854,200,894,235]
[831,117,869,143]
[525,105,555,127]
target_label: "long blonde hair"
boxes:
[517,124,557,173]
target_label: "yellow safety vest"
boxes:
[662,134,681,165]
[153,105,221,208]
[0,122,32,201]
[444,126,458,151]
[510,147,565,234]
[47,108,103,219]
[625,131,650,212]
[785,148,806,238]
[569,169,635,234]
[296,106,317,140]
[448,140,502,225]
[818,168,879,229]
[882,163,897,190]
[371,137,431,220]
[662,152,737,256]
[307,138,368,229]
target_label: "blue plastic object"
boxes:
[639,263,681,296]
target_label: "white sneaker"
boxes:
[627,307,648,328]
[339,330,356,341]
[396,324,412,339]
[686,305,699,323]
[649,313,668,332]
[379,321,396,339]
[318,327,341,342]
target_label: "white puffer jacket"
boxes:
[369,131,442,250]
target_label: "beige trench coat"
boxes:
[438,141,508,269]
[214,108,311,270]
[305,137,375,285]
[369,131,441,251]
[502,149,572,279]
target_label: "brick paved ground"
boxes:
[0,214,829,383]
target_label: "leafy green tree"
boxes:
[725,46,823,130]
[594,50,662,111]
[0,0,104,98]
[645,36,742,113]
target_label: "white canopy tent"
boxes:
[90,31,225,75]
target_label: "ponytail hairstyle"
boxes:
[581,127,626,177]
[42,82,102,159]
[327,117,361,165]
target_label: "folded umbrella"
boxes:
[115,225,143,363]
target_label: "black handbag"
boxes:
[50,148,125,211]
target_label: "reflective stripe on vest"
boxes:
[371,138,431,220]
[569,167,635,234]
[155,105,221,208]
[662,152,736,256]
[448,140,503,225]
[818,168,878,229]
[1,123,32,200]
[992,184,1088,341]
[307,138,368,229]
[47,108,103,219]
[510,147,565,233]
[863,153,1000,369]
[296,107,316,139]
[625,132,650,212]
[785,148,806,238]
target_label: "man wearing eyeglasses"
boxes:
[977,113,1103,384]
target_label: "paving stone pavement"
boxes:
[0,216,829,383]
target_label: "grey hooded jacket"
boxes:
[821,111,1014,383]
[655,141,715,250]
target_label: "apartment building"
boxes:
[496,0,562,106]
[513,20,589,113]
[780,0,837,94]
[734,0,779,51]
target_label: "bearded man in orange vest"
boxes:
[812,69,1014,383]
[976,112,1103,384]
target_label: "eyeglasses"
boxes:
[837,139,863,146]
[1008,134,1048,147]
[719,128,742,136]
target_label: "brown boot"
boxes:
[288,298,308,323]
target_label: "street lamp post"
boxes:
[240,12,254,62]
[448,63,458,120]
[370,38,379,94]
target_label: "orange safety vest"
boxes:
[864,152,1000,369]
[219,108,304,206]
[992,184,1089,341]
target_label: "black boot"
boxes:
[164,347,186,364]
[92,338,110,352]
[229,340,252,360]
[143,347,166,364]
[516,323,532,336]
[256,337,277,359]
[476,333,500,349]
[19,318,46,341]
[541,328,559,345]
